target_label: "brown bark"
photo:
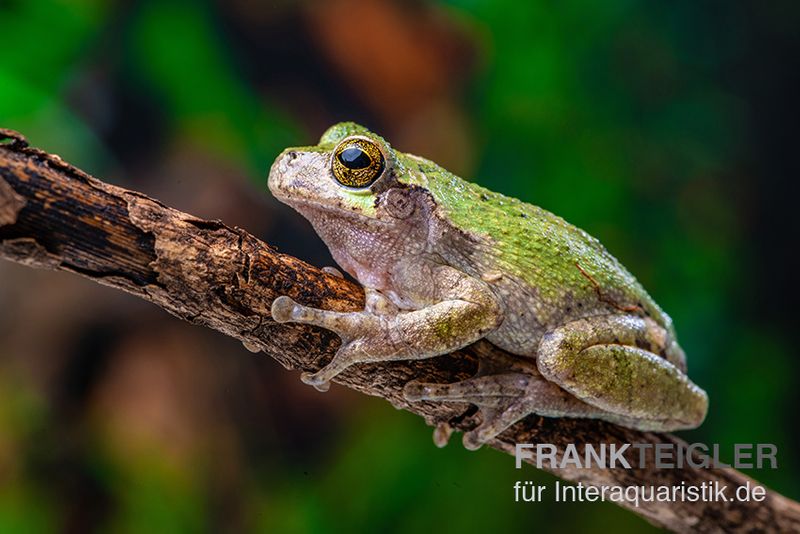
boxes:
[1,128,798,532]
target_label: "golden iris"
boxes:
[332,138,385,188]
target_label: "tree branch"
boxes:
[0,129,797,532]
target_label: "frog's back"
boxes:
[402,156,673,342]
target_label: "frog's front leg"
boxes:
[537,314,708,431]
[271,266,502,391]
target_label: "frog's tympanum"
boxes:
[268,122,708,450]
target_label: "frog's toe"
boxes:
[322,266,344,278]
[462,429,488,451]
[241,339,262,353]
[402,381,433,402]
[271,297,353,335]
[271,296,299,323]
[403,374,528,404]
[299,339,369,391]
[300,371,331,392]
[433,423,453,448]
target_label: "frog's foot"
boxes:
[271,295,383,392]
[404,373,528,450]
[404,373,606,450]
[322,266,344,278]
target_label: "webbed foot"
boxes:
[404,370,605,450]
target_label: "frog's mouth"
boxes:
[282,197,393,229]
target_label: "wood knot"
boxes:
[0,129,29,149]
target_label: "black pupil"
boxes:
[339,147,371,169]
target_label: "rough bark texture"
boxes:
[1,128,798,533]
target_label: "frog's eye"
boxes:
[332,138,385,188]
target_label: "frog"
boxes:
[267,122,708,450]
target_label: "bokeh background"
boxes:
[1,0,799,532]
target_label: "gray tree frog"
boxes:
[268,122,708,450]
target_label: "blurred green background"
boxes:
[1,0,798,532]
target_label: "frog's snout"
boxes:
[268,149,304,201]
[268,148,330,204]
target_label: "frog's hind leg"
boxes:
[537,314,708,432]
[404,346,607,450]
[405,374,608,450]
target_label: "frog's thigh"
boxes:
[537,315,708,430]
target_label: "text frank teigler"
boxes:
[512,442,775,507]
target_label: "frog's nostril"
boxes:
[286,150,298,161]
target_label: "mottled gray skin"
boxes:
[268,122,708,450]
